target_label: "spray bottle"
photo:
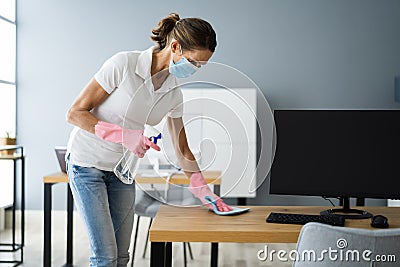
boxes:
[114,125,162,184]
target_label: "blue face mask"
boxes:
[169,51,199,78]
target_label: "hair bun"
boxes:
[150,13,217,52]
[150,13,180,50]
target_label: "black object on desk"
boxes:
[371,215,389,228]
[266,212,345,226]
[0,145,25,267]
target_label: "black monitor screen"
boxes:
[270,110,400,199]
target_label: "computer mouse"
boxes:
[371,215,389,228]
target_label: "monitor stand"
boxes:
[320,197,373,219]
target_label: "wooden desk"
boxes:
[42,170,221,267]
[149,205,400,267]
[136,170,221,186]
[43,171,221,185]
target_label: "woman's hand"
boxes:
[189,172,233,212]
[95,121,160,158]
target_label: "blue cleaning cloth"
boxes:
[205,195,250,216]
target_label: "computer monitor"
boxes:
[270,110,400,219]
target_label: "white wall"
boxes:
[180,88,258,198]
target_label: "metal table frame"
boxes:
[0,145,25,267]
[43,178,74,267]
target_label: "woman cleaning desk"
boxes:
[65,13,232,266]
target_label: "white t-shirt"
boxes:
[67,46,183,171]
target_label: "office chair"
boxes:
[293,222,400,267]
[130,184,196,267]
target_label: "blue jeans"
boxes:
[67,156,135,267]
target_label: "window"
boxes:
[0,0,16,137]
[0,0,16,209]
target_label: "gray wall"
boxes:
[17,0,400,210]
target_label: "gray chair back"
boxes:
[293,222,400,267]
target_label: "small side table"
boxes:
[0,145,25,267]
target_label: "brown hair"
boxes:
[151,12,217,52]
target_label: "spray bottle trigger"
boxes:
[150,133,162,145]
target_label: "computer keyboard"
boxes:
[266,212,345,226]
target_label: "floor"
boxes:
[0,210,295,266]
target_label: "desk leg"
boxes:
[44,183,53,267]
[66,185,74,266]
[21,155,25,248]
[211,243,218,267]
[20,155,25,264]
[150,242,171,267]
[150,242,165,267]
[165,242,172,267]
[12,160,16,250]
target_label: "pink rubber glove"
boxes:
[94,121,160,158]
[189,172,233,212]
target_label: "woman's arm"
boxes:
[166,116,200,177]
[67,78,159,158]
[167,116,232,212]
[66,78,109,133]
